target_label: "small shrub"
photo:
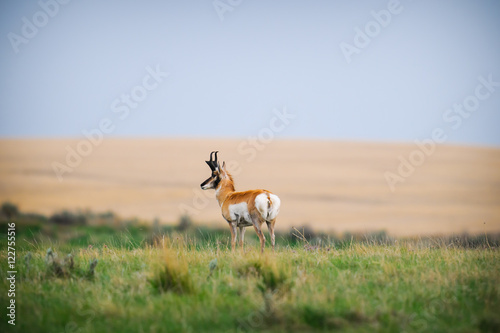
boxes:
[50,211,86,226]
[45,248,69,277]
[236,258,290,292]
[257,261,290,294]
[236,258,291,320]
[177,214,193,232]
[237,259,263,278]
[150,248,193,294]
[1,202,19,219]
[44,248,97,279]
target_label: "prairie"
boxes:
[1,138,499,331]
[0,221,498,333]
[0,138,499,236]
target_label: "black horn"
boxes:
[205,151,219,171]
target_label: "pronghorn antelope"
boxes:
[200,151,280,253]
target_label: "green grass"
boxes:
[1,230,499,333]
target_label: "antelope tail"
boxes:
[265,193,280,221]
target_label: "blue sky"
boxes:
[1,0,499,146]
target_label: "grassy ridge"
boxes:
[1,224,499,333]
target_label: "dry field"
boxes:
[0,138,499,236]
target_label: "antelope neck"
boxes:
[215,179,235,207]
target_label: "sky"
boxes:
[0,0,499,146]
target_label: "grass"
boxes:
[1,206,499,332]
[1,224,499,333]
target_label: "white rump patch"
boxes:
[268,194,280,220]
[255,193,281,221]
[255,194,269,216]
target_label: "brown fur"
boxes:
[201,160,278,253]
[219,188,270,222]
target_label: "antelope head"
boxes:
[201,151,222,190]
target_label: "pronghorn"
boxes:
[200,151,280,253]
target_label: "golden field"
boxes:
[0,138,499,236]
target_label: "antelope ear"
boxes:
[219,161,227,177]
